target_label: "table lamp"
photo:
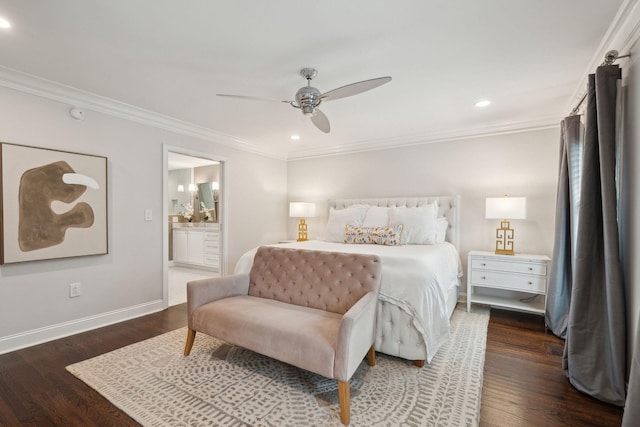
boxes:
[485,196,526,255]
[289,202,316,242]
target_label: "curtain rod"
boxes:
[570,50,630,116]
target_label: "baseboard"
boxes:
[458,291,468,303]
[0,299,164,355]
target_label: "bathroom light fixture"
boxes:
[290,135,300,140]
[211,182,219,201]
[485,196,526,255]
[475,100,491,108]
[0,17,11,29]
[289,202,316,242]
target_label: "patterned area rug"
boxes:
[67,306,489,426]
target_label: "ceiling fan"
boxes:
[217,68,392,133]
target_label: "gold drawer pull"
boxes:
[481,276,486,280]
[528,267,533,270]
[528,281,533,285]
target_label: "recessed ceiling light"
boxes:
[290,135,300,140]
[475,100,491,108]
[0,17,11,29]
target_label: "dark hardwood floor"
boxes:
[0,305,624,426]
[481,309,624,427]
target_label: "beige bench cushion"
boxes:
[192,295,341,378]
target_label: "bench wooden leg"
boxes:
[367,345,376,366]
[184,329,196,356]
[414,360,425,368]
[338,380,350,425]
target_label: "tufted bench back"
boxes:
[248,246,382,315]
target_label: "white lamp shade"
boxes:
[188,183,197,192]
[485,197,527,219]
[289,202,316,218]
[211,181,219,190]
[177,185,184,192]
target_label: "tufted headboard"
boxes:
[328,196,460,251]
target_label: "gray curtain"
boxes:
[545,115,583,338]
[622,314,640,425]
[562,65,626,406]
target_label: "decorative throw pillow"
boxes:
[344,224,403,246]
[388,204,437,244]
[324,205,368,242]
[362,206,390,227]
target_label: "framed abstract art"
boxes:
[0,143,108,264]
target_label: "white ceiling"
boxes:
[0,1,628,159]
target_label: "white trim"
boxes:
[162,145,229,308]
[0,65,563,162]
[0,66,287,161]
[0,300,164,355]
[287,117,560,160]
[567,0,640,111]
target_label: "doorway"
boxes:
[163,145,227,307]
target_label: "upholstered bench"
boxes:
[183,246,382,425]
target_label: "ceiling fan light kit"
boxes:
[217,68,391,133]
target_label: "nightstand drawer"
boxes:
[470,270,546,293]
[471,259,546,276]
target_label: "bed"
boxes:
[235,196,462,366]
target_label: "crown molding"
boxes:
[568,0,640,111]
[0,66,564,162]
[0,66,288,161]
[286,115,560,160]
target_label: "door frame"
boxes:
[162,144,228,308]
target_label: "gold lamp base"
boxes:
[495,219,515,255]
[297,218,308,242]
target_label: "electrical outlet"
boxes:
[69,283,81,298]
[144,209,152,221]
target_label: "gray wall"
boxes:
[287,128,560,273]
[0,85,287,353]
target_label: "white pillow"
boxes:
[435,218,449,243]
[324,205,368,242]
[363,206,389,227]
[388,204,437,244]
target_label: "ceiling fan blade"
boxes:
[311,109,330,133]
[320,76,392,101]
[217,94,290,103]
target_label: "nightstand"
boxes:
[467,250,550,314]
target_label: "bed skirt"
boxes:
[376,283,458,362]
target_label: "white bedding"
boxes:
[234,240,463,362]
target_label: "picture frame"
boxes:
[0,142,108,264]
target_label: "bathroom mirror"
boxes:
[198,182,217,209]
[197,182,219,221]
[168,156,221,220]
